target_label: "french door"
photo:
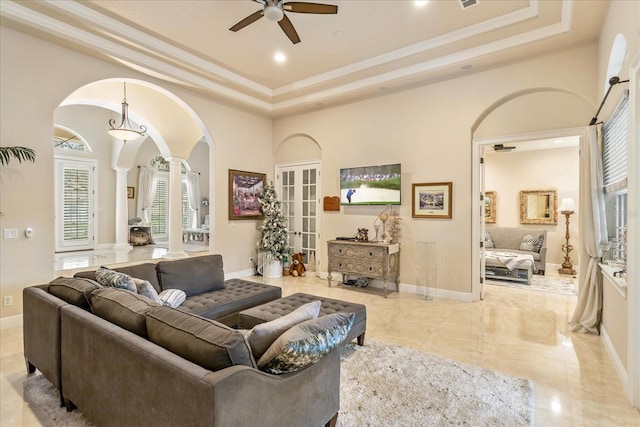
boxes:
[55,157,96,252]
[276,162,321,270]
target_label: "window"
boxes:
[602,92,629,263]
[148,172,190,241]
[53,125,91,152]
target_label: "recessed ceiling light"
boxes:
[414,1,429,7]
[274,52,286,63]
[554,139,563,144]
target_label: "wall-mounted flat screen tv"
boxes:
[340,163,401,205]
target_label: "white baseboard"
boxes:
[0,314,22,330]
[317,272,473,302]
[601,324,629,396]
[226,269,255,280]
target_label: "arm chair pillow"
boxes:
[48,277,102,309]
[89,287,159,338]
[258,312,355,374]
[485,232,495,249]
[146,306,256,371]
[247,300,321,360]
[95,267,137,293]
[156,254,225,296]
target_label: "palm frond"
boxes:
[0,146,36,166]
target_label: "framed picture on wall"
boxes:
[228,169,266,220]
[411,182,453,219]
[127,187,135,199]
[484,191,496,223]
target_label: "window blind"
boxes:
[602,92,629,192]
[150,178,169,238]
[62,167,91,241]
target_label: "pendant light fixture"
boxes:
[108,82,146,142]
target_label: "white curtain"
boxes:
[137,166,158,224]
[186,171,200,229]
[570,126,608,334]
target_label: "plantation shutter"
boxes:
[182,181,190,229]
[63,167,91,241]
[602,92,629,193]
[150,177,169,239]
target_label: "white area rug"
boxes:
[24,340,534,427]
[338,339,534,426]
[486,275,577,296]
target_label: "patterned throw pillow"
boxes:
[158,289,186,308]
[95,267,137,292]
[520,234,544,253]
[485,231,494,249]
[258,312,355,374]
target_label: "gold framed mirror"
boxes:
[484,191,496,224]
[519,189,557,225]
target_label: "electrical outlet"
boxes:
[3,296,13,307]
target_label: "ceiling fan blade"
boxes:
[229,10,264,32]
[284,2,338,14]
[278,14,301,44]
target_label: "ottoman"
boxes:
[238,293,367,346]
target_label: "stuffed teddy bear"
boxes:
[289,252,306,277]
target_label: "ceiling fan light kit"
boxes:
[230,0,338,44]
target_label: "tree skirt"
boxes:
[24,340,534,426]
[486,275,577,296]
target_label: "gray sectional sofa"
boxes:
[23,254,342,427]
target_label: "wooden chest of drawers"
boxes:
[327,240,400,297]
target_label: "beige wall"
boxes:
[273,44,598,294]
[0,27,272,318]
[485,146,580,267]
[602,274,628,370]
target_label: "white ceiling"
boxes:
[0,0,608,117]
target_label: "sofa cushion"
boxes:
[158,289,186,308]
[95,267,137,292]
[247,300,321,360]
[258,312,354,374]
[146,306,255,371]
[48,277,102,309]
[519,234,544,253]
[89,288,159,337]
[75,263,161,293]
[133,278,162,304]
[156,255,225,296]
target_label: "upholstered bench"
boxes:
[238,293,367,346]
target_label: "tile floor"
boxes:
[2,248,639,426]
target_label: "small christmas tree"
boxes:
[258,182,289,261]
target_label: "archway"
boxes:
[470,88,595,301]
[54,78,216,261]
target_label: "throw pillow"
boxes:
[48,276,102,309]
[258,312,355,375]
[132,278,163,304]
[146,306,256,371]
[247,300,322,360]
[520,234,544,253]
[485,231,494,249]
[158,289,186,308]
[95,267,137,293]
[89,287,159,337]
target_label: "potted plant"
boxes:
[257,182,289,278]
[0,146,36,166]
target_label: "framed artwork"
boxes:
[484,191,496,224]
[412,182,453,219]
[127,187,135,199]
[519,189,557,225]
[228,169,266,220]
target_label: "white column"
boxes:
[164,157,188,259]
[113,167,132,252]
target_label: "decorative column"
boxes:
[164,157,188,259]
[113,167,132,252]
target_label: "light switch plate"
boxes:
[3,228,18,239]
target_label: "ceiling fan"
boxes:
[493,144,516,152]
[229,0,338,45]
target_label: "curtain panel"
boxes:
[137,166,158,224]
[186,171,200,229]
[570,126,608,334]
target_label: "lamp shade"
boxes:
[559,198,576,213]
